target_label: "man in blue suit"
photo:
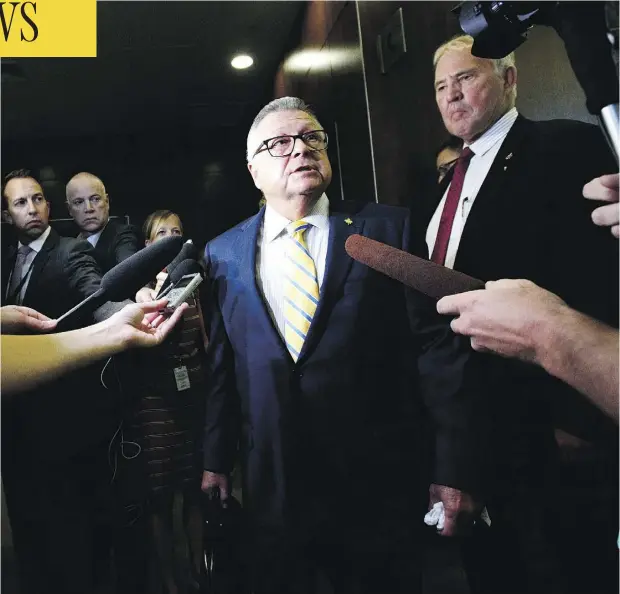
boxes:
[201,97,486,593]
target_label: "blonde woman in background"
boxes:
[121,210,208,594]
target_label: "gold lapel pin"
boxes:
[344,218,353,225]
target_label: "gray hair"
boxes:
[433,35,517,104]
[246,97,320,161]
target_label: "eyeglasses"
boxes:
[252,130,328,159]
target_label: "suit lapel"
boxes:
[416,173,453,257]
[297,213,364,362]
[455,116,530,267]
[2,245,17,302]
[94,221,112,256]
[234,209,290,358]
[22,228,57,305]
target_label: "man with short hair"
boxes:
[201,97,488,594]
[66,171,139,273]
[436,135,462,183]
[1,169,126,594]
[412,34,619,594]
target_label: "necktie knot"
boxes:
[459,146,474,163]
[18,244,32,257]
[289,219,312,240]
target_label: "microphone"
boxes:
[156,240,198,298]
[157,259,203,299]
[344,234,484,298]
[56,235,184,325]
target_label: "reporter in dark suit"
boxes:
[66,171,139,272]
[1,169,123,594]
[200,97,487,594]
[412,35,619,594]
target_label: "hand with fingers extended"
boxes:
[583,173,619,238]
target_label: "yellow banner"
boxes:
[0,0,96,57]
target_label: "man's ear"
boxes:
[247,162,261,190]
[504,66,517,92]
[145,239,152,247]
[2,209,13,224]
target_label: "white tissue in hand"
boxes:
[424,501,445,530]
[424,502,492,531]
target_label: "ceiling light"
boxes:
[284,49,359,73]
[231,54,254,69]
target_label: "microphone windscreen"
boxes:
[168,259,202,285]
[344,234,484,298]
[102,235,183,301]
[167,240,198,275]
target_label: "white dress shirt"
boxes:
[256,193,330,341]
[83,225,105,247]
[426,107,519,269]
[7,225,52,303]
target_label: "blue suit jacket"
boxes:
[203,200,484,534]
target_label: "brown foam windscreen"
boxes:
[345,234,484,298]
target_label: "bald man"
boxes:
[66,172,139,273]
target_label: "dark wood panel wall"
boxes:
[274,1,599,207]
[274,1,376,203]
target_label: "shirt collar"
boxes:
[467,107,518,158]
[19,224,51,254]
[86,226,105,247]
[263,193,330,243]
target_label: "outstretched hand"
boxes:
[0,305,58,334]
[105,299,189,350]
[436,279,567,363]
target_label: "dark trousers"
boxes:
[460,488,565,594]
[248,491,424,594]
[2,440,112,594]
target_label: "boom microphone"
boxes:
[344,234,484,298]
[56,235,184,325]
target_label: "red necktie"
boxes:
[431,146,474,265]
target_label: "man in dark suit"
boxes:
[65,170,147,592]
[200,97,489,594]
[1,169,124,594]
[66,171,140,273]
[414,34,619,593]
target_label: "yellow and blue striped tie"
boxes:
[284,220,319,361]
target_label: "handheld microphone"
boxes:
[156,240,198,298]
[344,234,484,298]
[56,235,184,325]
[157,259,203,299]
